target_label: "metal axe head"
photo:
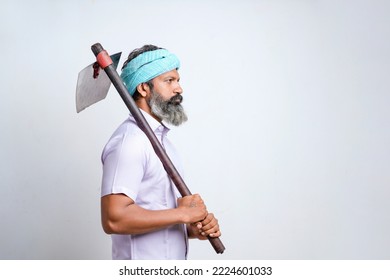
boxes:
[76,52,122,113]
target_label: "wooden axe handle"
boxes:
[91,43,225,254]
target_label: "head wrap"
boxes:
[120,49,180,96]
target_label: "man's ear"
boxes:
[136,83,150,98]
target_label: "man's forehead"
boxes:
[158,69,180,79]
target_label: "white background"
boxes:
[0,0,389,259]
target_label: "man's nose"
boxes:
[174,82,183,95]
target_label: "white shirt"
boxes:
[101,110,188,259]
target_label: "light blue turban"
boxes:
[120,49,180,96]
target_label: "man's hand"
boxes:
[188,213,221,240]
[177,194,207,224]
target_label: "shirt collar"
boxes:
[129,109,170,135]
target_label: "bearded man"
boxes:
[100,45,221,260]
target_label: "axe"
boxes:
[76,43,225,254]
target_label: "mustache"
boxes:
[168,94,183,105]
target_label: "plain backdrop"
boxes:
[1,0,389,259]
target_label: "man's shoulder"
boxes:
[110,118,149,143]
[112,117,140,135]
[101,129,149,164]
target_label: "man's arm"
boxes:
[101,193,208,235]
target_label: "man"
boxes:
[100,45,221,259]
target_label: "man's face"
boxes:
[147,69,188,126]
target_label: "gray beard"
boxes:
[148,90,188,126]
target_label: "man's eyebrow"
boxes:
[164,75,180,81]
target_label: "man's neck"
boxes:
[136,99,162,123]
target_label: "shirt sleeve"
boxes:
[101,131,146,200]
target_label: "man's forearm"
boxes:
[101,195,185,235]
